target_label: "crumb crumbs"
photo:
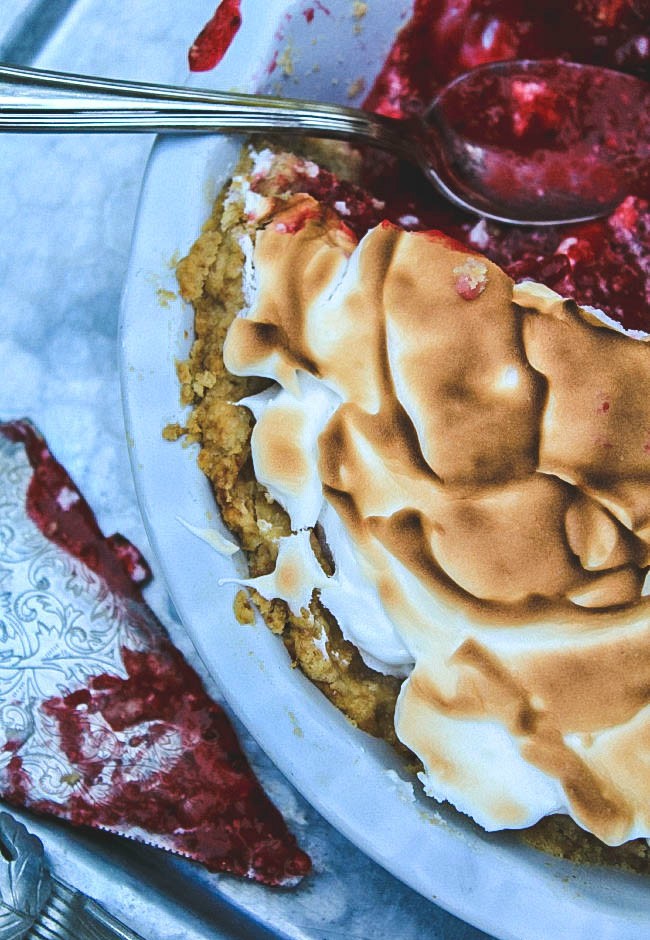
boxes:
[157,288,177,308]
[347,77,366,99]
[192,370,217,397]
[197,370,217,388]
[287,710,304,737]
[176,360,192,383]
[234,590,256,624]
[162,422,186,442]
[277,45,294,76]
[352,0,368,18]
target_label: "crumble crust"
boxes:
[175,150,404,749]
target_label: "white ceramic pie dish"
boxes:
[119,2,650,936]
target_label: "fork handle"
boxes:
[33,878,145,940]
[0,62,410,156]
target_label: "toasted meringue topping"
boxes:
[223,194,650,844]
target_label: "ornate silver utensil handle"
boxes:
[0,811,145,940]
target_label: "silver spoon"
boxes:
[0,60,647,226]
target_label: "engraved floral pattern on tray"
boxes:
[0,434,181,805]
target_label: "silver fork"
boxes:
[0,62,406,152]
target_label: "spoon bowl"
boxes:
[425,60,650,224]
[0,60,647,226]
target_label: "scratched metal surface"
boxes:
[0,2,494,938]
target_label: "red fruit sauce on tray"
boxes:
[0,420,311,885]
[188,0,242,72]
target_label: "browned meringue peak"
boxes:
[223,195,357,394]
[223,193,650,841]
[252,400,312,496]
[382,229,541,486]
[517,282,650,563]
[396,594,650,842]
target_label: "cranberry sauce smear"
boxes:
[188,0,242,72]
[40,646,311,884]
[0,420,311,886]
[360,0,650,330]
[0,419,150,600]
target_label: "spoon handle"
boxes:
[0,62,408,155]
